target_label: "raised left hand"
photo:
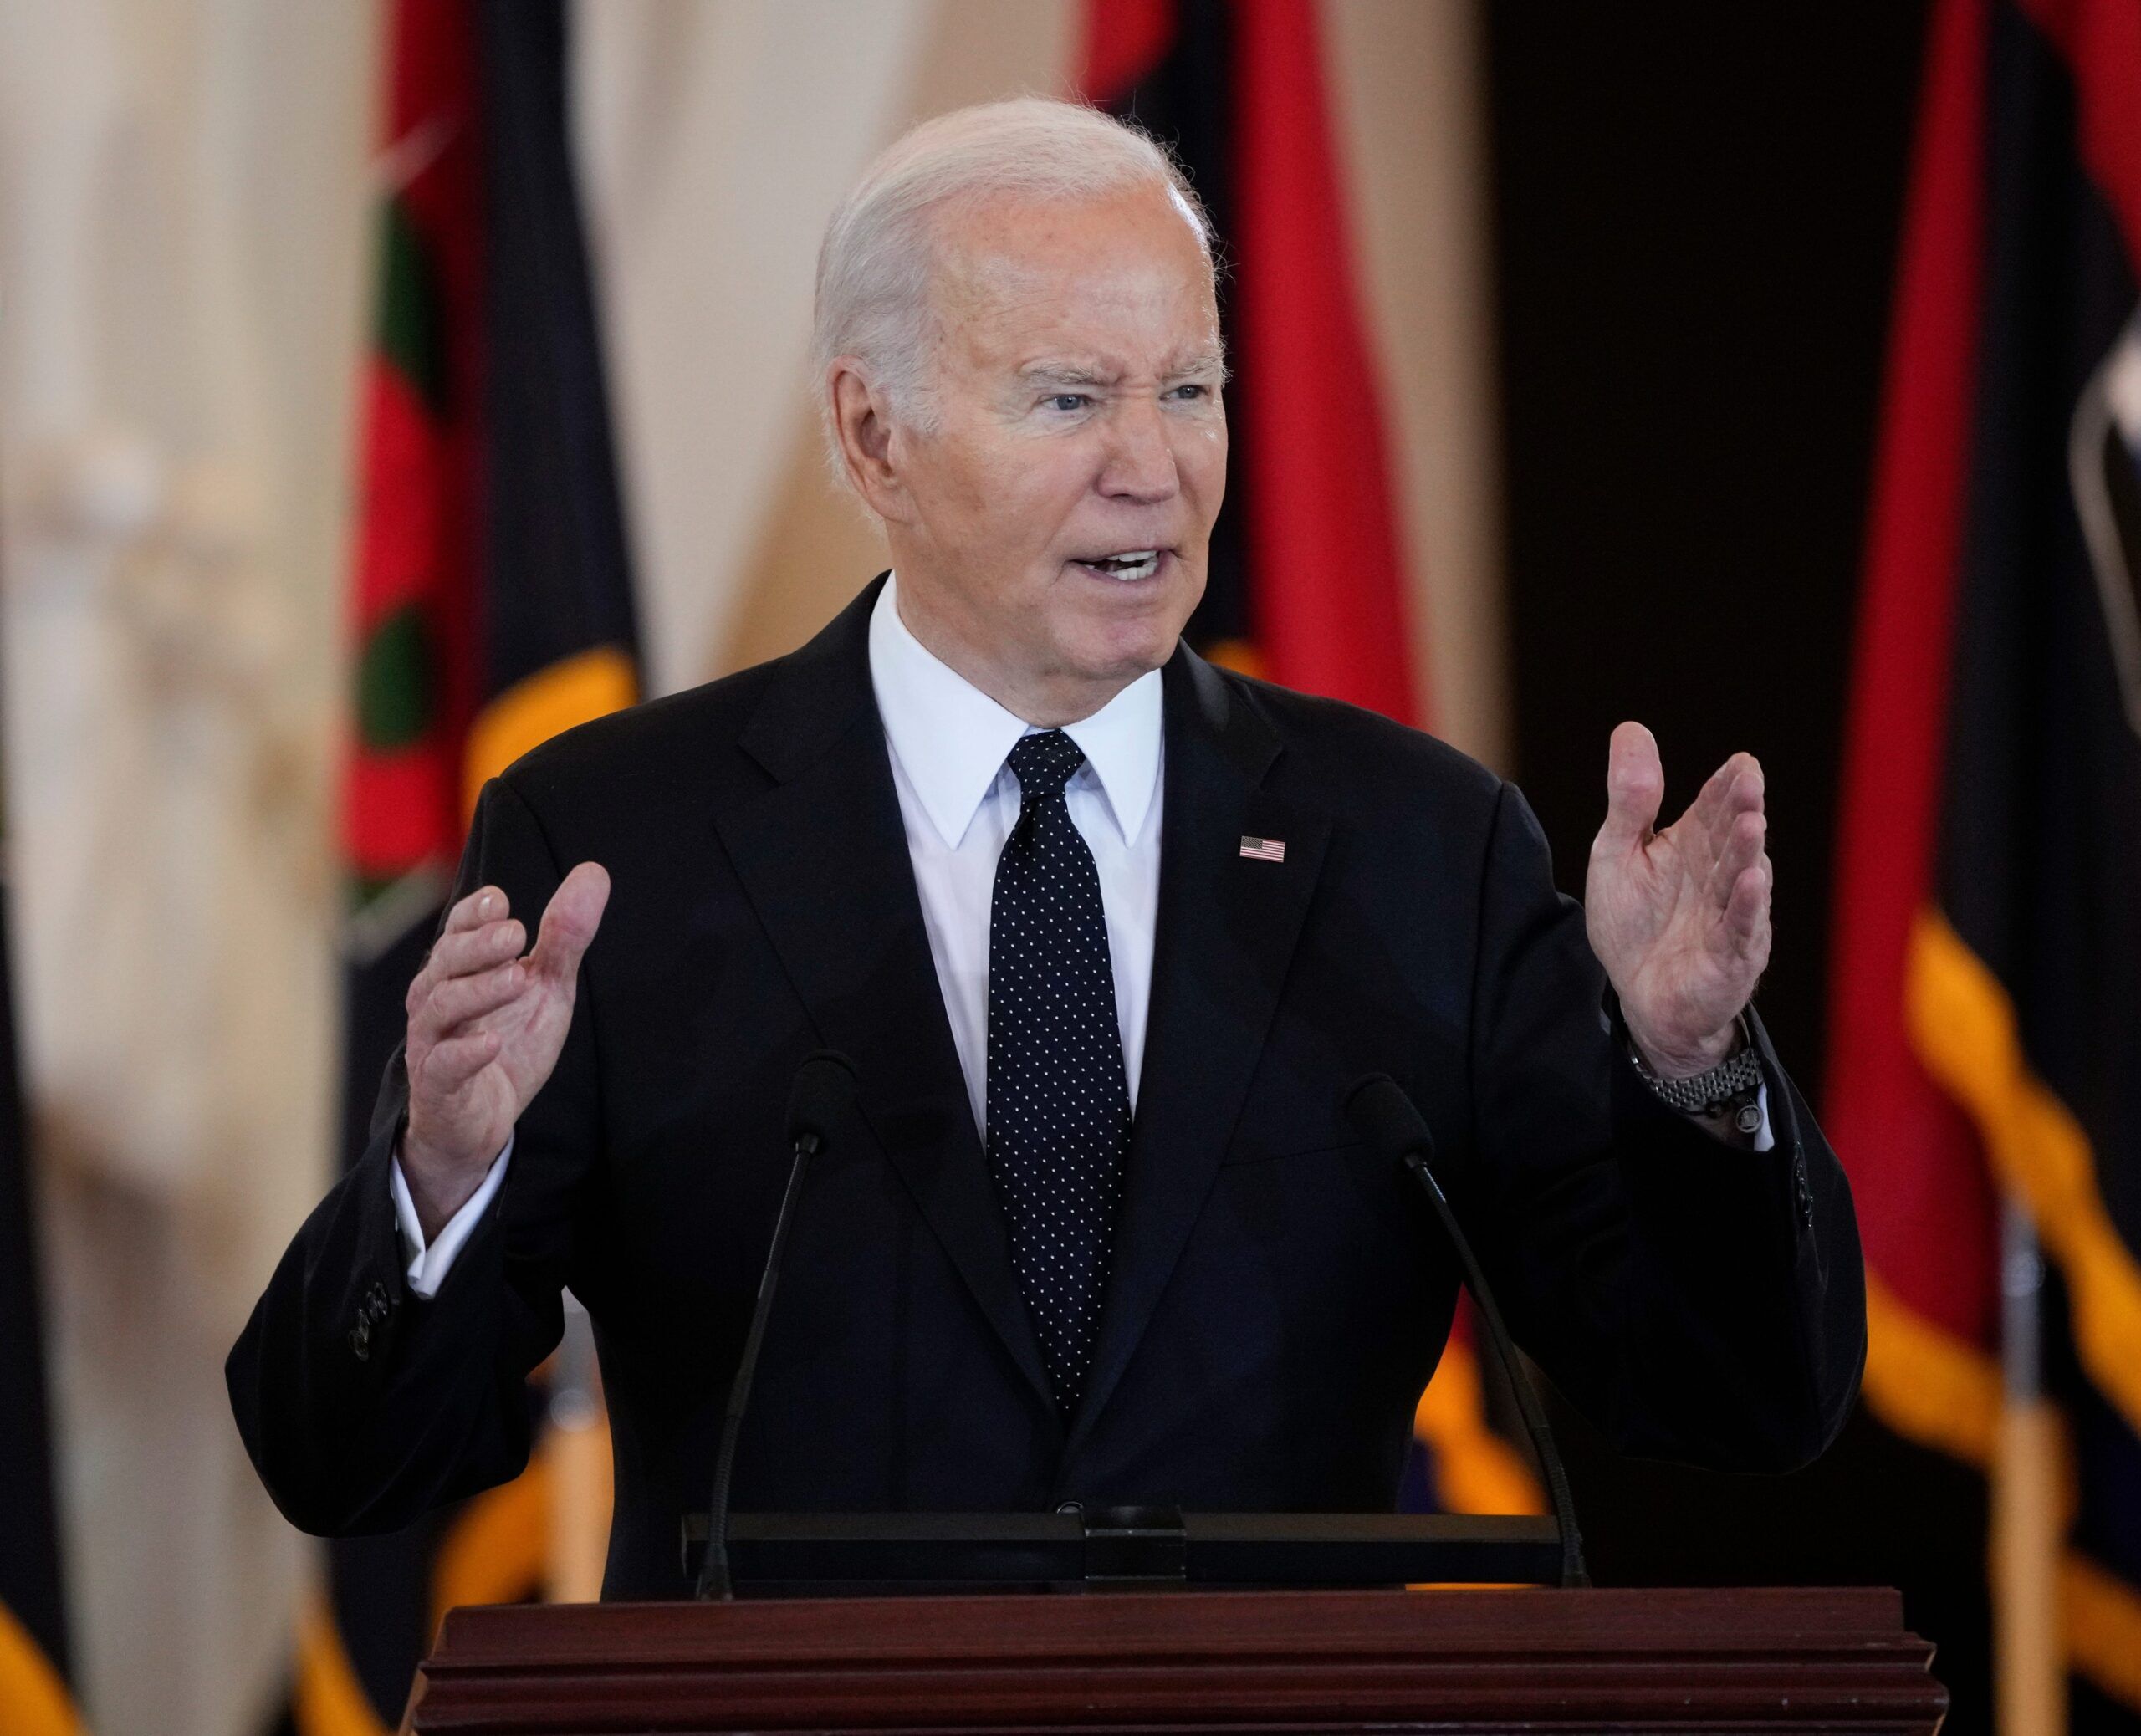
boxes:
[1584,722,1771,1078]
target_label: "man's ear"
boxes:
[829,362,912,524]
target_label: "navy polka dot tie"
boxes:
[986,730,1131,1417]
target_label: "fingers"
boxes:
[407,865,608,1057]
[1594,721,1664,858]
[416,1029,502,1091]
[1730,756,1765,815]
[416,884,521,1004]
[529,862,612,984]
[442,884,509,937]
[1688,751,1765,837]
[1710,802,1773,961]
[407,952,529,1053]
[1707,805,1767,903]
[425,957,528,1029]
[1725,860,1773,963]
[424,917,527,983]
[406,916,524,1028]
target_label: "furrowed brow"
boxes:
[1017,361,1116,390]
[1165,347,1229,384]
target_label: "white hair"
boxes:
[812,97,1214,479]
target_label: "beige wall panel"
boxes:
[718,0,1076,677]
[0,2,376,1731]
[574,0,938,696]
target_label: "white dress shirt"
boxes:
[392,574,1769,1296]
[868,574,1164,1136]
[391,574,1166,1297]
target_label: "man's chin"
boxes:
[1053,625,1183,692]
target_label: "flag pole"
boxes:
[1995,1197,2063,1736]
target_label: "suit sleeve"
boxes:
[226,774,604,1534]
[1459,779,1866,1473]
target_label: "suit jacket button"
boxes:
[350,1318,372,1361]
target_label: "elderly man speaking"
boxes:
[231,100,1863,1599]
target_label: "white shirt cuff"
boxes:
[390,1136,514,1299]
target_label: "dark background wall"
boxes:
[1482,9,2018,1736]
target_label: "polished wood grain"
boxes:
[407,1585,1947,1733]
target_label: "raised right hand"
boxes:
[400,863,611,1239]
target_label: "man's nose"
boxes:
[1097,401,1179,502]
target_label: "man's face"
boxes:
[876,185,1227,718]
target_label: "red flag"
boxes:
[1080,0,1420,722]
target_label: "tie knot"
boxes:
[1006,729,1085,802]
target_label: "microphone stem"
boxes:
[697,1132,819,1600]
[1404,1155,1590,1589]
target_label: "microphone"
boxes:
[1344,1075,1589,1589]
[786,1050,860,1155]
[696,1050,858,1599]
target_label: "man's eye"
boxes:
[1047,393,1091,412]
[1168,383,1208,401]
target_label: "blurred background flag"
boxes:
[1827,0,2141,1720]
[312,0,639,1727]
[0,808,81,1733]
[1078,0,1417,722]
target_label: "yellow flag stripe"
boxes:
[462,646,637,819]
[1412,1337,1546,1519]
[1848,906,2141,1711]
[1860,1271,2141,1708]
[294,1596,391,1736]
[294,1448,554,1736]
[2066,1554,2141,1711]
[1862,1267,2002,1468]
[1198,637,1269,682]
[0,1602,83,1736]
[1905,907,2141,1440]
[430,1453,552,1634]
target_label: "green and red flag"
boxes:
[309,0,638,1728]
[1827,0,2141,1710]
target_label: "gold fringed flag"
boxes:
[1827,0,2141,1713]
[307,0,640,1728]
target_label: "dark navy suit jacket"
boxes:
[228,575,1865,1598]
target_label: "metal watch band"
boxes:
[1628,1024,1765,1121]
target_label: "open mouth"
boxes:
[1072,549,1166,582]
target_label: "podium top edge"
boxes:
[431,1583,1919,1665]
[682,1510,1562,1543]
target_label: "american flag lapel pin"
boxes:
[1239,835,1286,864]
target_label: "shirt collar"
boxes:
[868,574,1163,850]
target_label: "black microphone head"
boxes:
[1343,1073,1434,1165]
[786,1051,858,1151]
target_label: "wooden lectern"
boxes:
[406,1584,1947,1733]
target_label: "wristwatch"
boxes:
[1628,1017,1765,1135]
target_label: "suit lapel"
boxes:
[1064,650,1331,1461]
[711,579,1058,1422]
